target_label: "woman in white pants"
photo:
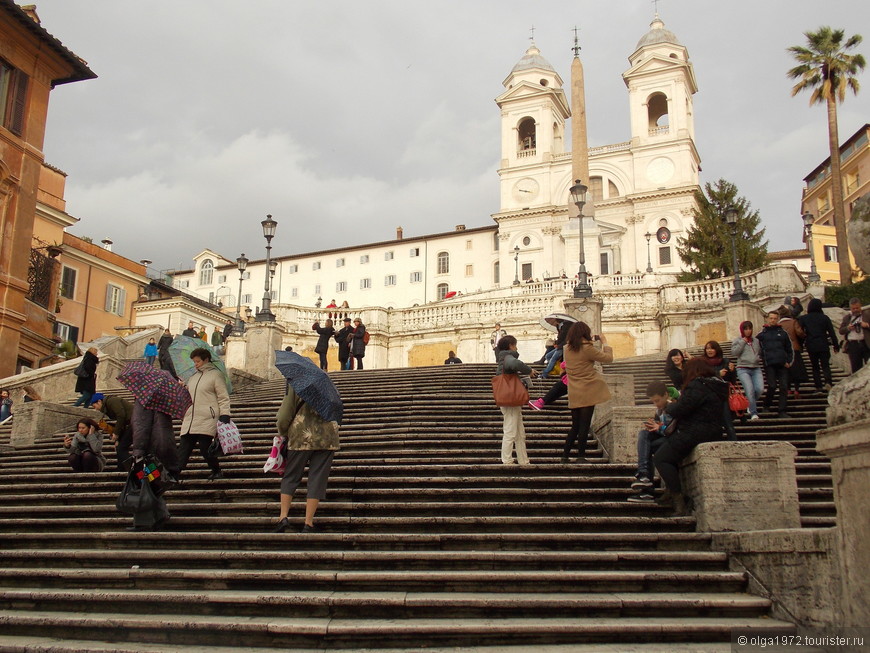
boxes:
[495,336,538,465]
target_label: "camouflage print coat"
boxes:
[276,387,340,451]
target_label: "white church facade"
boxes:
[171,16,703,316]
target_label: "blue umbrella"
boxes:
[274,350,344,425]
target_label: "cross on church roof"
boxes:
[572,26,581,57]
[652,0,661,15]
[529,25,535,42]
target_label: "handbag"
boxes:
[116,466,156,515]
[263,436,288,474]
[73,358,89,378]
[491,373,529,407]
[728,383,750,416]
[215,419,244,455]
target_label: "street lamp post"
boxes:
[512,246,520,286]
[569,179,592,298]
[644,232,653,274]
[802,211,821,283]
[724,205,749,302]
[256,214,278,322]
[233,253,248,335]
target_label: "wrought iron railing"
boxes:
[26,249,56,309]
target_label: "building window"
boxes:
[178,280,190,288]
[217,274,226,283]
[465,264,473,276]
[60,266,77,300]
[314,284,321,295]
[823,245,839,262]
[360,254,369,264]
[385,251,394,261]
[659,246,672,266]
[0,60,28,136]
[336,281,347,292]
[385,274,396,286]
[313,261,321,271]
[208,292,214,304]
[493,232,500,251]
[242,272,250,280]
[410,271,422,283]
[288,264,298,274]
[198,259,214,286]
[410,247,420,257]
[291,287,298,298]
[437,251,449,274]
[105,284,126,316]
[521,262,532,281]
[437,283,449,300]
[517,117,536,152]
[269,290,278,300]
[817,195,831,214]
[360,278,371,290]
[336,258,345,268]
[242,293,252,304]
[493,261,500,284]
[466,240,472,250]
[522,236,531,246]
[600,252,610,275]
[845,172,860,194]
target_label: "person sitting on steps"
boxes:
[627,381,676,503]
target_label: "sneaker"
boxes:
[749,413,760,421]
[627,492,655,503]
[631,477,653,489]
[528,398,545,411]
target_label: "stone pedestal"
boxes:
[817,417,870,627]
[563,296,604,337]
[594,405,650,464]
[680,441,801,532]
[591,374,636,446]
[11,401,103,448]
[826,364,870,427]
[723,301,765,342]
[242,322,287,381]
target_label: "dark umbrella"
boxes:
[117,362,192,419]
[274,350,343,424]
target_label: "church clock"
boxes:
[512,178,540,202]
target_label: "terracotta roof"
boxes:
[769,249,809,260]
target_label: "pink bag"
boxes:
[263,436,287,474]
[215,420,244,455]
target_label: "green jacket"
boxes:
[103,396,133,435]
[276,387,340,451]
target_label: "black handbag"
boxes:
[116,467,156,515]
[73,358,89,378]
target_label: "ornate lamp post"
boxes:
[644,232,653,274]
[724,205,749,302]
[233,253,248,334]
[256,214,278,322]
[802,211,821,283]
[569,179,591,298]
[513,245,520,286]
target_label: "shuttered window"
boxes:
[105,284,126,316]
[0,61,28,137]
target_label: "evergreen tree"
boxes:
[677,179,769,282]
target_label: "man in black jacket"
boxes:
[839,298,870,374]
[757,311,794,418]
[334,317,354,370]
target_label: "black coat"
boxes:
[222,322,233,340]
[74,351,99,394]
[757,324,794,367]
[350,325,367,357]
[334,326,353,361]
[665,366,683,389]
[313,323,336,354]
[664,376,729,443]
[798,301,839,355]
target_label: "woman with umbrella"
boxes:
[178,347,231,481]
[273,351,342,533]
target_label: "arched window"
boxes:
[437,251,449,274]
[199,259,214,286]
[437,283,449,300]
[517,117,536,152]
[647,92,669,131]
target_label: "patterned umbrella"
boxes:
[117,362,192,419]
[274,350,343,424]
[168,335,232,394]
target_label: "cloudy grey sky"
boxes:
[33,0,869,272]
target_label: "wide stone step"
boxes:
[0,611,795,649]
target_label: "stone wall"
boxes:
[11,401,104,448]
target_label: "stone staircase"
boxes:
[0,352,840,650]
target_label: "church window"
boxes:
[609,180,620,198]
[437,251,449,274]
[521,263,532,281]
[493,232,500,251]
[517,118,536,153]
[493,261,500,284]
[647,92,669,132]
[589,177,604,202]
[539,79,549,87]
[199,260,214,286]
[522,236,531,246]
[437,283,449,300]
[659,247,672,266]
[600,252,610,275]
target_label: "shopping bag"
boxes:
[116,467,155,515]
[263,436,288,474]
[728,383,750,416]
[215,419,244,455]
[491,373,529,407]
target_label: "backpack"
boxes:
[363,330,370,345]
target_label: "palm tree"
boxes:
[787,27,865,284]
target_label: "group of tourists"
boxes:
[311,317,368,371]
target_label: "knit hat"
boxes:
[89,393,105,406]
